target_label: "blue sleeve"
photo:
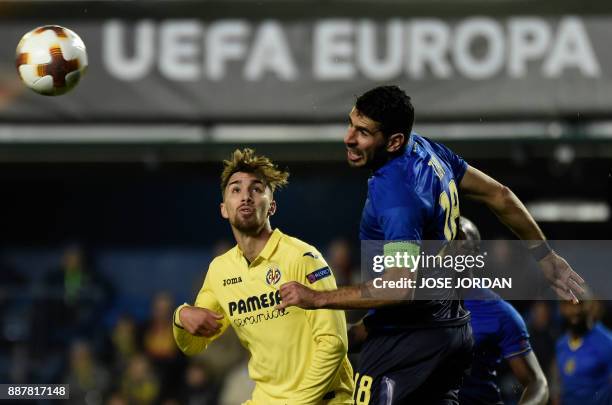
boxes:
[499,302,532,359]
[373,175,426,242]
[429,140,468,183]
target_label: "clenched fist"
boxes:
[276,281,320,310]
[178,305,224,337]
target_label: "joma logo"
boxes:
[223,276,243,286]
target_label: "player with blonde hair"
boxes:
[173,148,354,405]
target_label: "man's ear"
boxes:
[386,133,405,153]
[220,202,229,219]
[268,200,277,217]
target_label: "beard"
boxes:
[231,213,264,235]
[365,143,392,170]
[347,145,388,170]
[562,316,591,336]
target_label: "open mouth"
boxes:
[347,149,362,162]
[239,206,254,215]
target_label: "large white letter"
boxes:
[454,18,505,80]
[407,19,452,78]
[206,20,250,81]
[357,20,403,80]
[508,18,551,77]
[543,17,600,77]
[103,20,155,81]
[244,21,298,81]
[159,20,203,80]
[313,20,355,80]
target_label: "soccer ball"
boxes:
[15,25,88,96]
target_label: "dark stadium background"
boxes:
[0,0,611,404]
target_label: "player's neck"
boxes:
[370,151,403,172]
[233,223,273,263]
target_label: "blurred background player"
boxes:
[173,148,354,404]
[456,217,549,405]
[553,295,612,404]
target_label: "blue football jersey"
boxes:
[360,133,470,329]
[459,288,532,405]
[556,323,612,405]
[360,133,467,242]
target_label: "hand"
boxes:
[179,306,224,337]
[538,252,586,303]
[276,281,321,310]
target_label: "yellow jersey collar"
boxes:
[258,228,283,260]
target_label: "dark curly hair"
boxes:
[355,85,415,147]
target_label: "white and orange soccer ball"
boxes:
[15,25,88,96]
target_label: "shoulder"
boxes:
[278,232,331,276]
[279,233,321,257]
[278,233,327,265]
[498,300,527,330]
[416,134,467,177]
[208,246,239,273]
[591,323,612,348]
[416,134,454,160]
[496,301,530,347]
[491,300,531,358]
[416,134,443,152]
[593,323,612,337]
[472,297,526,337]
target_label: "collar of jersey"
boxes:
[568,336,584,351]
[235,228,283,266]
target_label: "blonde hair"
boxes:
[221,148,289,194]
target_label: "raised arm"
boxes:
[278,265,414,310]
[459,165,545,241]
[459,165,585,302]
[278,233,421,311]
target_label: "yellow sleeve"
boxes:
[292,253,349,404]
[172,269,230,356]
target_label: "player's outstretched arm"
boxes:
[507,351,549,405]
[459,165,585,302]
[277,267,414,310]
[460,165,545,241]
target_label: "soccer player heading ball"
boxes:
[173,149,354,404]
[278,86,586,404]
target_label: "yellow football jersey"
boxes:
[173,229,354,405]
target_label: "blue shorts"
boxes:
[354,323,473,405]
